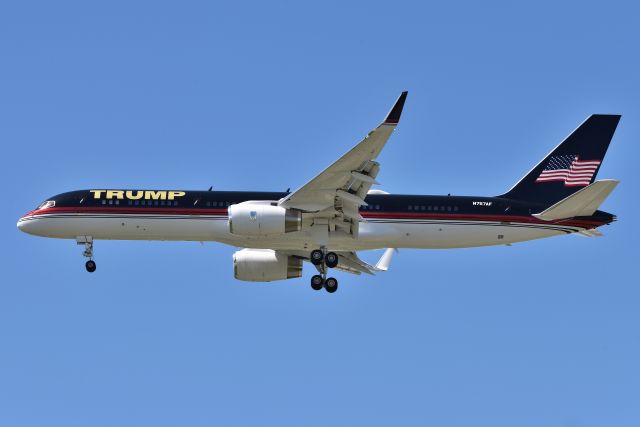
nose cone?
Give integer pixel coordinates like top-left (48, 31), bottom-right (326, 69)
top-left (17, 212), bottom-right (37, 235)
top-left (17, 216), bottom-right (29, 233)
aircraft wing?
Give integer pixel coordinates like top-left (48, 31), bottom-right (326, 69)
top-left (278, 91), bottom-right (407, 237)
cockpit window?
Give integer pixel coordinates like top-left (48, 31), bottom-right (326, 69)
top-left (37, 200), bottom-right (55, 210)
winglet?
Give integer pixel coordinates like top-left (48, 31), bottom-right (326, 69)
top-left (383, 91), bottom-right (408, 124)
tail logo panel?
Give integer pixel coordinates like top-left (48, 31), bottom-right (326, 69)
top-left (535, 155), bottom-right (601, 187)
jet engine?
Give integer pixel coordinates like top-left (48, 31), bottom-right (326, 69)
top-left (228, 202), bottom-right (302, 236)
top-left (233, 249), bottom-right (303, 282)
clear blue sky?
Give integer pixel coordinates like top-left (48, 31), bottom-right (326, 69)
top-left (1, 1), bottom-right (638, 426)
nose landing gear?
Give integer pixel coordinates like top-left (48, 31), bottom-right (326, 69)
top-left (77, 236), bottom-right (96, 273)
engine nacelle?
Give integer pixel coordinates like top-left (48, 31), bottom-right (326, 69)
top-left (233, 249), bottom-right (303, 282)
top-left (228, 202), bottom-right (302, 236)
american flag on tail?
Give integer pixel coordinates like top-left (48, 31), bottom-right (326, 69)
top-left (536, 154), bottom-right (601, 187)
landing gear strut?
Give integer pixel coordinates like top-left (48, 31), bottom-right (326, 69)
top-left (309, 247), bottom-right (339, 293)
top-left (77, 236), bottom-right (96, 273)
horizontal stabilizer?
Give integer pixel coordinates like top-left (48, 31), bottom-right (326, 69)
top-left (577, 229), bottom-right (604, 237)
top-left (374, 248), bottom-right (397, 271)
top-left (533, 179), bottom-right (619, 221)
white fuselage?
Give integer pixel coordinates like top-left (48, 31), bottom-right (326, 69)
top-left (17, 211), bottom-right (580, 251)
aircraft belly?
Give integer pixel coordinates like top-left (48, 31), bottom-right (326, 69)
top-left (19, 214), bottom-right (229, 241)
top-left (22, 214), bottom-right (571, 250)
top-left (356, 220), bottom-right (567, 249)
top-left (225, 220), bottom-right (570, 250)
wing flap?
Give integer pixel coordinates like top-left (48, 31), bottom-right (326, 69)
top-left (374, 248), bottom-right (397, 271)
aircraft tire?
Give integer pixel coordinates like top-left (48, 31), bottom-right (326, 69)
top-left (85, 260), bottom-right (96, 273)
top-left (325, 252), bottom-right (339, 268)
top-left (325, 277), bottom-right (338, 293)
top-left (310, 249), bottom-right (324, 266)
top-left (311, 275), bottom-right (324, 290)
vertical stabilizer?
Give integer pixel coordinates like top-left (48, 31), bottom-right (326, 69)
top-left (500, 115), bottom-right (620, 205)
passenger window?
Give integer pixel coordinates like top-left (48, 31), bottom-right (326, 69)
top-left (154, 200), bottom-right (159, 206)
top-left (161, 201), bottom-right (165, 206)
top-left (206, 201), bottom-right (210, 207)
top-left (128, 200), bottom-right (132, 206)
top-left (408, 205), bottom-right (413, 210)
top-left (433, 206), bottom-right (438, 211)
top-left (134, 200), bottom-right (139, 206)
top-left (101, 200), bottom-right (106, 205)
top-left (427, 206), bottom-right (432, 211)
top-left (447, 206), bottom-right (451, 212)
top-left (421, 206), bottom-right (426, 211)
top-left (454, 206), bottom-right (459, 212)
top-left (115, 200), bottom-right (120, 205)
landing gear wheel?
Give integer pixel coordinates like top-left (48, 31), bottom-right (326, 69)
top-left (311, 275), bottom-right (324, 290)
top-left (325, 252), bottom-right (339, 268)
top-left (324, 277), bottom-right (338, 293)
top-left (85, 260), bottom-right (96, 273)
top-left (310, 249), bottom-right (324, 266)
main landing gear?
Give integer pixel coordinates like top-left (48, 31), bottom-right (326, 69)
top-left (309, 248), bottom-right (339, 293)
top-left (77, 236), bottom-right (96, 273)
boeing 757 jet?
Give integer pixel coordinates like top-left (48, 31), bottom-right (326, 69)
top-left (17, 92), bottom-right (620, 293)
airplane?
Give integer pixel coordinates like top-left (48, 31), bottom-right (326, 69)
top-left (17, 92), bottom-right (621, 293)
